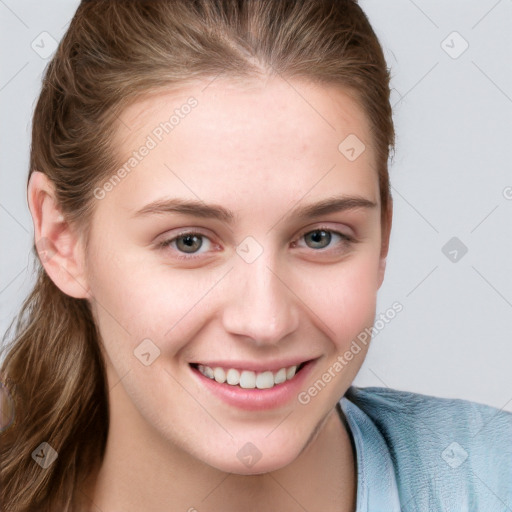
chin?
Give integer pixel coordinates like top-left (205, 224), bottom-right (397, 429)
top-left (197, 432), bottom-right (307, 476)
top-left (209, 452), bottom-right (298, 476)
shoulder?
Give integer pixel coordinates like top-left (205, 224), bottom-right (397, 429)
top-left (344, 385), bottom-right (512, 510)
top-left (344, 385), bottom-right (512, 437)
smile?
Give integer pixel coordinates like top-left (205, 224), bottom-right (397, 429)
top-left (190, 361), bottom-right (309, 389)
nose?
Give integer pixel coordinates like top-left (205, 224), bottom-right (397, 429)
top-left (220, 250), bottom-right (300, 347)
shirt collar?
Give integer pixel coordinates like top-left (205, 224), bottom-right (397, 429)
top-left (339, 393), bottom-right (402, 512)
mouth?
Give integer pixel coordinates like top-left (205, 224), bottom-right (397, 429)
top-left (189, 360), bottom-right (310, 390)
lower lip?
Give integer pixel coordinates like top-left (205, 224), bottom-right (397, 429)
top-left (190, 360), bottom-right (317, 411)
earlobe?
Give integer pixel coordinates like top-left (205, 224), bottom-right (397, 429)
top-left (27, 171), bottom-right (91, 300)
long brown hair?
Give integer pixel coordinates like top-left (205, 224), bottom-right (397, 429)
top-left (0, 1), bottom-right (395, 510)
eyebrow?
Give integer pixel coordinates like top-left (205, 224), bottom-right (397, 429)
top-left (131, 195), bottom-right (377, 223)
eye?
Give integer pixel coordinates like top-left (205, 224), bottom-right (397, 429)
top-left (156, 226), bottom-right (356, 261)
top-left (293, 226), bottom-right (355, 252)
top-left (156, 231), bottom-right (214, 260)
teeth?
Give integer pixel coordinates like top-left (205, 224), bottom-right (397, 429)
top-left (239, 370), bottom-right (256, 389)
top-left (195, 363), bottom-right (301, 389)
top-left (213, 367), bottom-right (226, 383)
top-left (203, 365), bottom-right (214, 379)
top-left (274, 367), bottom-right (287, 384)
top-left (255, 370), bottom-right (274, 389)
top-left (226, 368), bottom-right (240, 385)
top-left (286, 366), bottom-right (297, 380)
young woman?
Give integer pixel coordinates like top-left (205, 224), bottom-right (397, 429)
top-left (1, 1), bottom-right (510, 511)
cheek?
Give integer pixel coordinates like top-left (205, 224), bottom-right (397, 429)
top-left (305, 251), bottom-right (381, 344)
top-left (86, 249), bottom-right (217, 362)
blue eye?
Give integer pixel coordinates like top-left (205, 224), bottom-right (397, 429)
top-left (157, 226), bottom-right (355, 261)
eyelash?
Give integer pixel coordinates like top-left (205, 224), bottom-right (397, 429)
top-left (156, 226), bottom-right (356, 261)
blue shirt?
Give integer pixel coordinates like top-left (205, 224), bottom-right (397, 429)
top-left (339, 386), bottom-right (512, 511)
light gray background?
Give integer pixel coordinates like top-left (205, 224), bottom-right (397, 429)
top-left (1, 1), bottom-right (511, 411)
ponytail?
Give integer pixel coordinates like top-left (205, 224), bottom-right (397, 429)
top-left (0, 260), bottom-right (109, 511)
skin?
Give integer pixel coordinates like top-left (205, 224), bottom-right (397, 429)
top-left (28, 75), bottom-right (392, 511)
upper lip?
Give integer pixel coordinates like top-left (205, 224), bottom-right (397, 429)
top-left (190, 357), bottom-right (317, 373)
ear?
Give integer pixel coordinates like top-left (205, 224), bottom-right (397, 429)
top-left (377, 197), bottom-right (393, 289)
top-left (27, 171), bottom-right (91, 300)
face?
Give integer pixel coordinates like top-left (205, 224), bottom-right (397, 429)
top-left (81, 76), bottom-right (389, 474)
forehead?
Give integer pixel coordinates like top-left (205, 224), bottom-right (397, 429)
top-left (104, 76), bottom-right (379, 218)
top-left (116, 76), bottom-right (373, 151)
